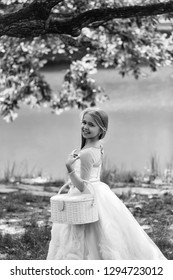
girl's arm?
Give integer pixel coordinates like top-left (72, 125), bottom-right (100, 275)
top-left (66, 150), bottom-right (94, 192)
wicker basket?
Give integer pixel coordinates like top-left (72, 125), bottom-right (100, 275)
top-left (50, 181), bottom-right (99, 224)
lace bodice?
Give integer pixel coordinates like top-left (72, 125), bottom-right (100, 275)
top-left (73, 147), bottom-right (103, 182)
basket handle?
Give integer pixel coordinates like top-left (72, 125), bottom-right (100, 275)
top-left (58, 180), bottom-right (95, 195)
top-left (58, 181), bottom-right (71, 195)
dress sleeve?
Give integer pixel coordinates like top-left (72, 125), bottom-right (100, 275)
top-left (80, 149), bottom-right (94, 181)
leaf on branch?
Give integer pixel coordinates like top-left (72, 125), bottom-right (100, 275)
top-left (0, 0), bottom-right (173, 121)
top-left (50, 54), bottom-right (107, 115)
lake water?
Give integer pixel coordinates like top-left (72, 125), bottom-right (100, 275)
top-left (0, 66), bottom-right (173, 179)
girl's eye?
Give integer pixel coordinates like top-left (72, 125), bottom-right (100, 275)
top-left (89, 123), bottom-right (94, 127)
top-left (82, 120), bottom-right (95, 127)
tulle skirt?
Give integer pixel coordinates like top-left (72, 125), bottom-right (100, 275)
top-left (46, 181), bottom-right (167, 260)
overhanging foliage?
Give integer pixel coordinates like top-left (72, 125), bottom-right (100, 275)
top-left (0, 0), bottom-right (173, 121)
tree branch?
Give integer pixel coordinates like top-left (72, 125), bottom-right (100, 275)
top-left (0, 0), bottom-right (173, 38)
top-left (0, 0), bottom-right (62, 23)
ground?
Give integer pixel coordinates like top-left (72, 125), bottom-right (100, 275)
top-left (0, 183), bottom-right (173, 260)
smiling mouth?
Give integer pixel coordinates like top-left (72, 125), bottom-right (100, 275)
top-left (83, 130), bottom-right (90, 134)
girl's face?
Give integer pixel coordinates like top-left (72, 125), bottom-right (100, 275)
top-left (81, 113), bottom-right (101, 142)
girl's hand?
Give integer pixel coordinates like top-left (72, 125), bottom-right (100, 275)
top-left (65, 149), bottom-right (80, 170)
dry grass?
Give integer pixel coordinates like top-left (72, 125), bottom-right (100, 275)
top-left (0, 191), bottom-right (173, 260)
top-left (0, 220), bottom-right (50, 260)
top-left (101, 157), bottom-right (137, 186)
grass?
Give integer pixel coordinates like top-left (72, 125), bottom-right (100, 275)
top-left (1, 161), bottom-right (44, 184)
top-left (0, 190), bottom-right (173, 260)
top-left (1, 159), bottom-right (137, 189)
top-left (150, 154), bottom-right (160, 176)
top-left (124, 193), bottom-right (173, 260)
top-left (0, 192), bottom-right (51, 260)
top-left (1, 149), bottom-right (173, 187)
top-left (101, 154), bottom-right (173, 186)
top-left (0, 220), bottom-right (50, 260)
top-left (0, 161), bottom-right (65, 188)
top-left (101, 157), bottom-right (138, 186)
top-left (0, 157), bottom-right (173, 260)
top-left (1, 159), bottom-right (138, 188)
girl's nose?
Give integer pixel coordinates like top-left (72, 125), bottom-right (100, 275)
top-left (83, 123), bottom-right (88, 129)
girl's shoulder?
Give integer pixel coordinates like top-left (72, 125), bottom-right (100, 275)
top-left (80, 146), bottom-right (103, 163)
top-left (79, 147), bottom-right (95, 158)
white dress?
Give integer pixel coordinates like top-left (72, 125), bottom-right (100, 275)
top-left (47, 147), bottom-right (166, 260)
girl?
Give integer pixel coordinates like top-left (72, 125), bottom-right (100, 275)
top-left (47, 107), bottom-right (166, 260)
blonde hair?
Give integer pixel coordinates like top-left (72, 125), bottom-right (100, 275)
top-left (80, 107), bottom-right (108, 149)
